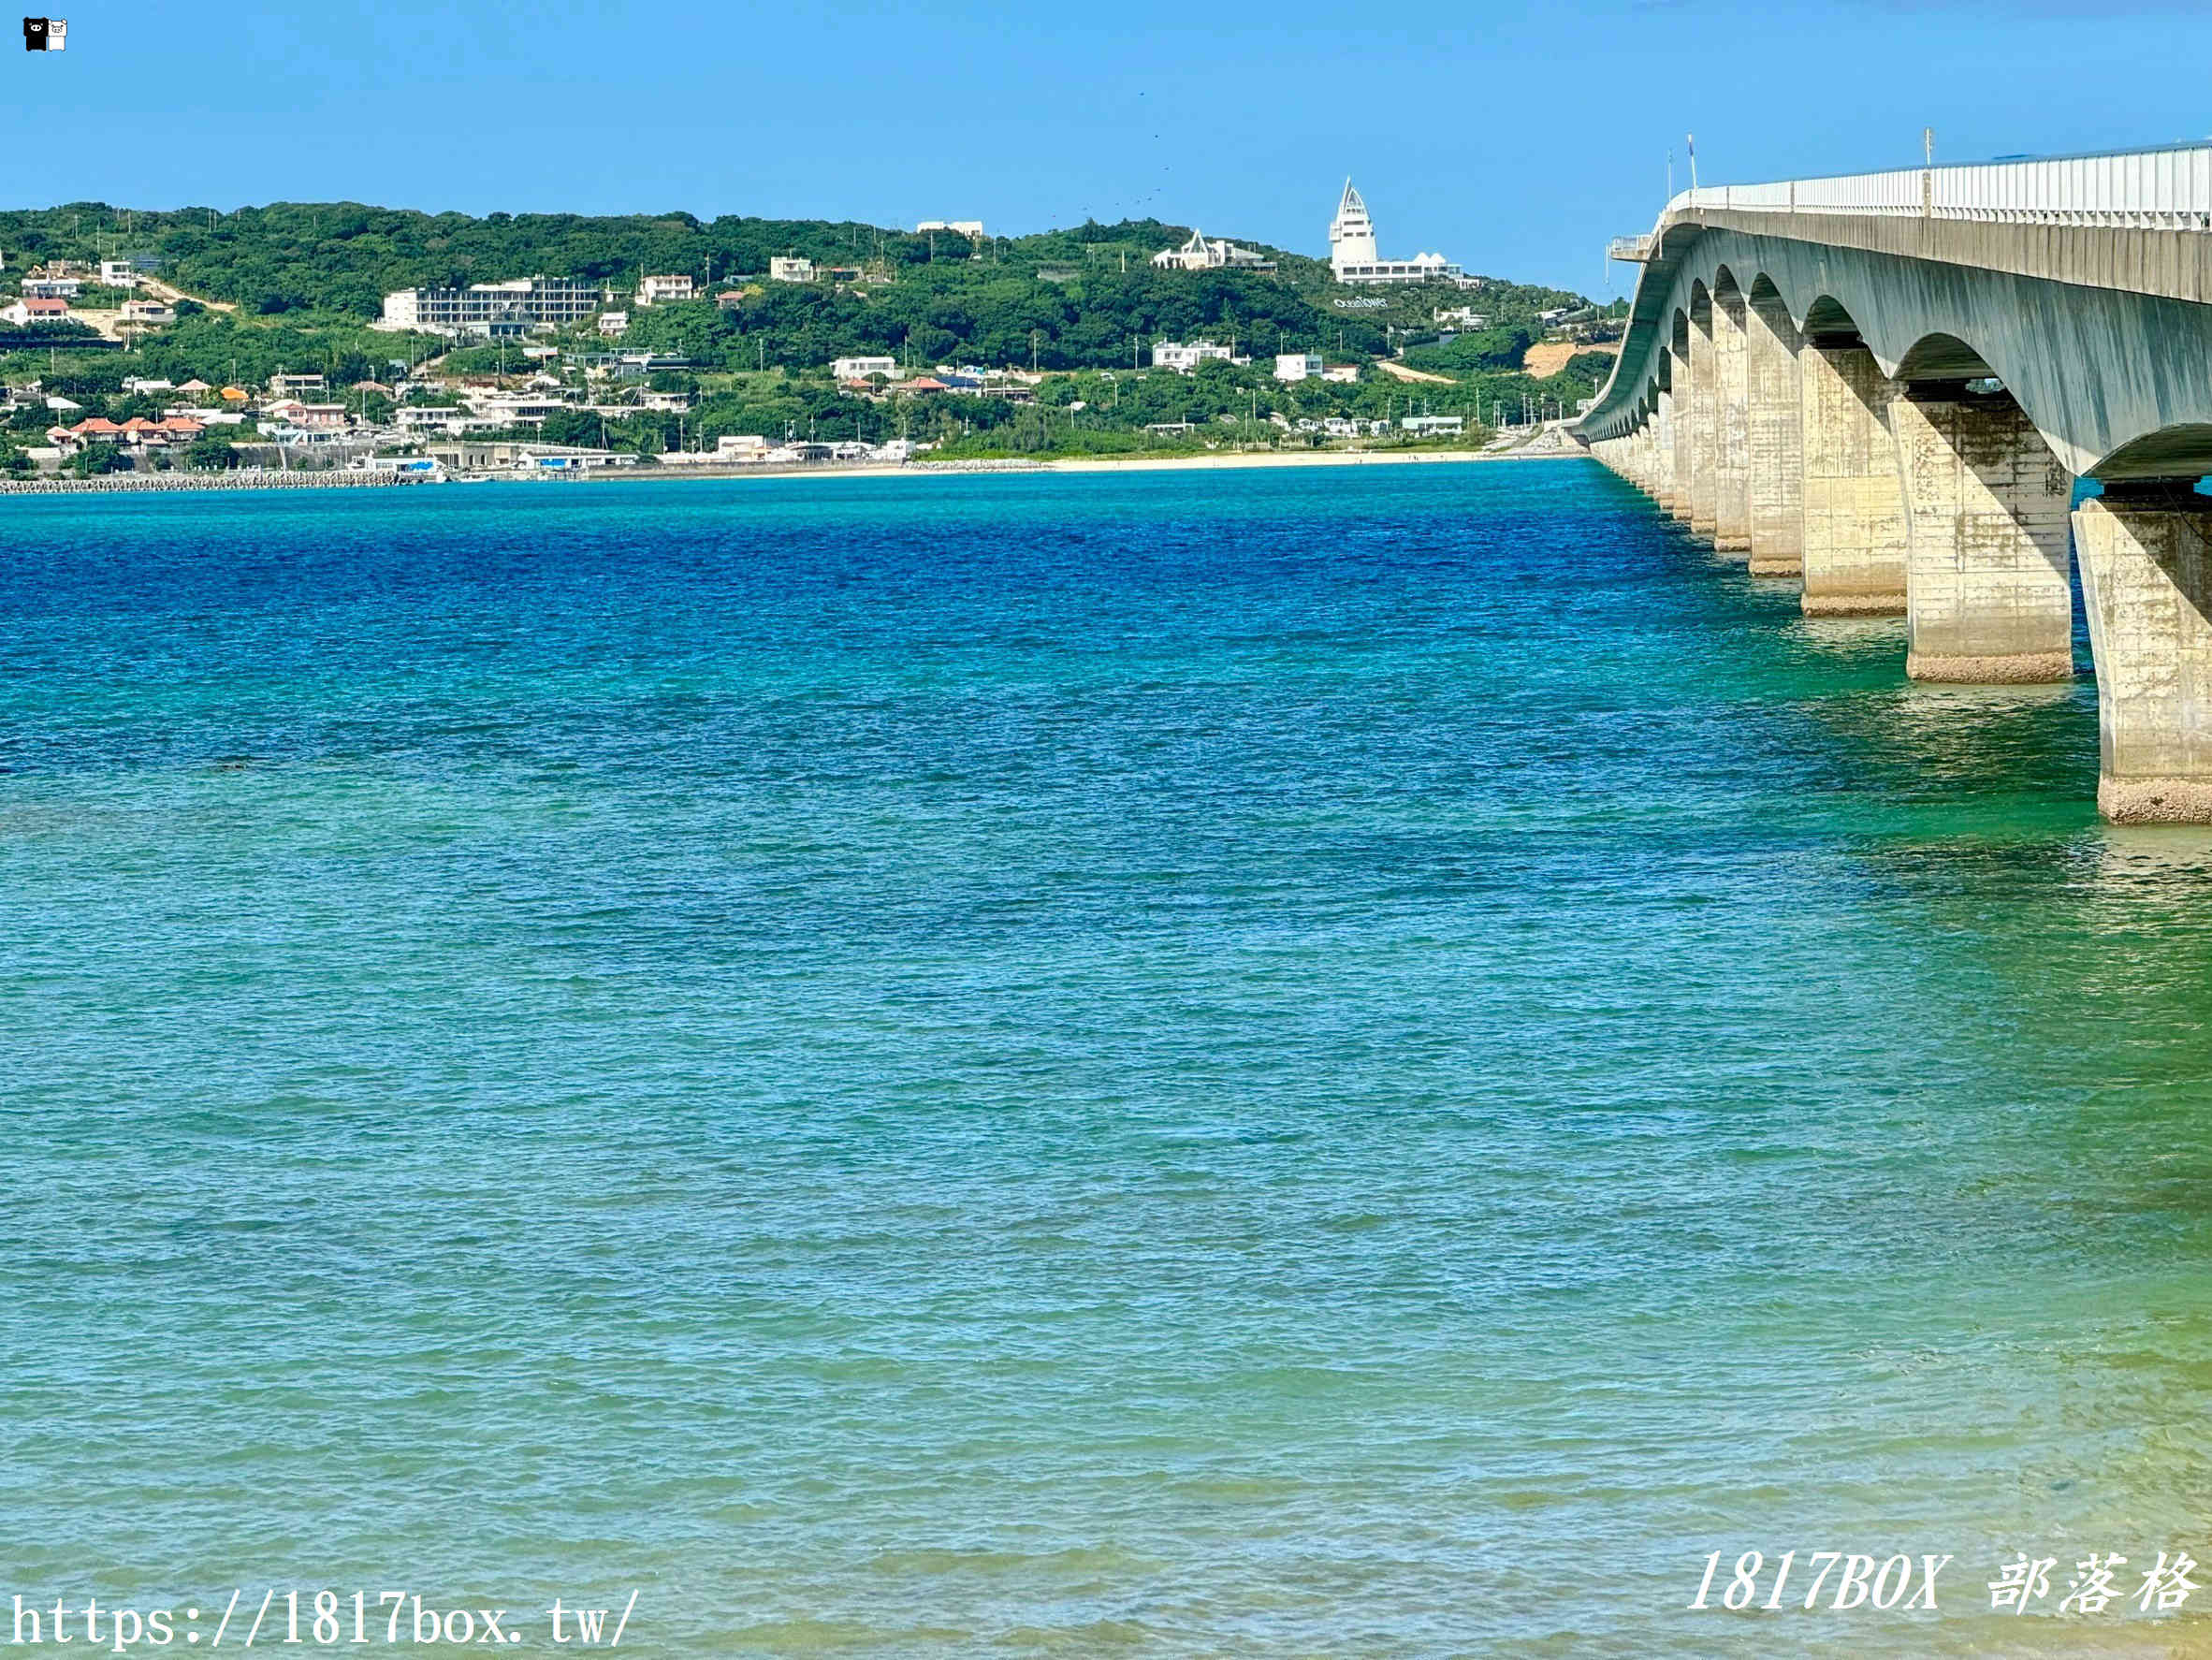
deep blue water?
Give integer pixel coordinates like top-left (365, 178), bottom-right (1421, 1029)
top-left (6, 462), bottom-right (2212, 1655)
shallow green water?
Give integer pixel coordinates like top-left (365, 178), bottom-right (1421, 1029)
top-left (5, 461), bottom-right (2212, 1654)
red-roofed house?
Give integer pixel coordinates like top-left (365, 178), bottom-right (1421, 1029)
top-left (1, 296), bottom-right (70, 326)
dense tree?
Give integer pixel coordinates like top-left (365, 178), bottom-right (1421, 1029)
top-left (183, 430), bottom-right (238, 470)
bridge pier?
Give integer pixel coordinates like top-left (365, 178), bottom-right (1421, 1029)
top-left (1654, 386), bottom-right (1680, 513)
top-left (1687, 296), bottom-right (1719, 537)
top-left (2075, 488), bottom-right (2212, 823)
top-left (1713, 286), bottom-right (1752, 553)
top-left (1670, 339), bottom-right (1695, 522)
top-left (1745, 292), bottom-right (1803, 576)
top-left (1799, 337), bottom-right (1908, 617)
top-left (1893, 386), bottom-right (2074, 682)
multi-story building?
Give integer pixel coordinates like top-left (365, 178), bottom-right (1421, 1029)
top-left (635, 274), bottom-right (695, 307)
top-left (99, 260), bottom-right (143, 290)
top-left (832, 356), bottom-right (897, 381)
top-left (379, 277), bottom-right (606, 338)
top-left (1152, 340), bottom-right (1236, 372)
top-left (1328, 181), bottom-right (1466, 285)
top-left (768, 257), bottom-right (816, 284)
top-left (1273, 353), bottom-right (1325, 383)
top-left (22, 277), bottom-right (80, 299)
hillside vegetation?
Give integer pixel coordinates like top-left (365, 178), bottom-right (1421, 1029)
top-left (0, 201), bottom-right (1623, 459)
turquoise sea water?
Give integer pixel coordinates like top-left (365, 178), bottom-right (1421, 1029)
top-left (7, 461), bottom-right (2212, 1655)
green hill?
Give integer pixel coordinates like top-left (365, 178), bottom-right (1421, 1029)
top-left (0, 200), bottom-right (1620, 461)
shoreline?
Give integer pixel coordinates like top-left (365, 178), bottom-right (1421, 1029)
top-left (574, 445), bottom-right (1588, 485)
top-left (0, 444), bottom-right (1592, 501)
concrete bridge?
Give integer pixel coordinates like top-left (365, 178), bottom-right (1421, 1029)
top-left (1578, 143), bottom-right (2212, 823)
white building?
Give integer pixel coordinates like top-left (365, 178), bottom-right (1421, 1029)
top-left (598, 312), bottom-right (630, 337)
top-left (916, 220), bottom-right (984, 238)
top-left (1273, 353), bottom-right (1325, 383)
top-left (1152, 340), bottom-right (1236, 372)
top-left (461, 392), bottom-right (576, 424)
top-left (832, 356), bottom-right (897, 381)
top-left (716, 434), bottom-right (772, 460)
top-left (1152, 229), bottom-right (1273, 272)
top-left (1435, 306), bottom-right (1490, 328)
top-left (397, 406), bottom-right (506, 436)
top-left (1401, 415), bottom-right (1464, 435)
top-left (22, 277), bottom-right (80, 299)
top-left (380, 277), bottom-right (604, 338)
top-left (635, 274), bottom-right (695, 306)
top-left (1328, 181), bottom-right (1466, 285)
top-left (98, 260), bottom-right (143, 290)
top-left (768, 257), bottom-right (816, 284)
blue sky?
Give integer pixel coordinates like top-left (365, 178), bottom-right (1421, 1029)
top-left (9, 0), bottom-right (2212, 295)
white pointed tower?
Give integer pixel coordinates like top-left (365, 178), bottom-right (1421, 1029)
top-left (1330, 180), bottom-right (1378, 276)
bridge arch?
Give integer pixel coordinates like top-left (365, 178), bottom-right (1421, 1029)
top-left (1895, 332), bottom-right (2001, 384)
top-left (2087, 426), bottom-right (2212, 482)
top-left (1800, 294), bottom-right (1863, 342)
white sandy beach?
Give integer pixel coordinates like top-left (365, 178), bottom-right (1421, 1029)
top-left (564, 445), bottom-right (1585, 487)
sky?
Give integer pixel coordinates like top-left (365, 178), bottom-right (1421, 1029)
top-left (8, 0), bottom-right (2212, 296)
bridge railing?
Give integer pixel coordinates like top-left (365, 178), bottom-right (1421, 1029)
top-left (1665, 142), bottom-right (2212, 230)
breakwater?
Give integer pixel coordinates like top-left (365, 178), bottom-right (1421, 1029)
top-left (0, 469), bottom-right (414, 496)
